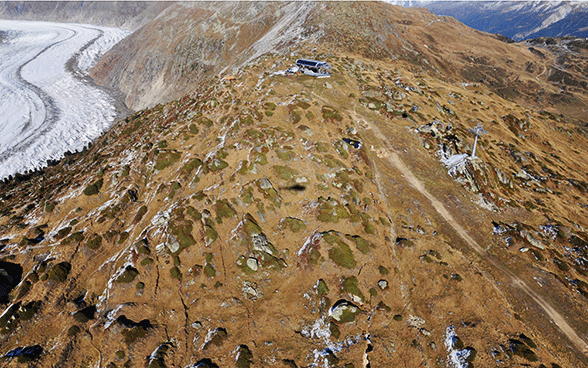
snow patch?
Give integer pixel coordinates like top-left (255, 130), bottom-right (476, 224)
top-left (440, 152), bottom-right (470, 177)
top-left (444, 325), bottom-right (472, 368)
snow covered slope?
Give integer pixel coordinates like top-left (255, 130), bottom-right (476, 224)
top-left (0, 21), bottom-right (130, 180)
top-left (407, 0), bottom-right (588, 40)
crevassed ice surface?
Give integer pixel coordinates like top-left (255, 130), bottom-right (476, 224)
top-left (0, 20), bottom-right (131, 180)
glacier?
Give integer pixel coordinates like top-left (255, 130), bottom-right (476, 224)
top-left (0, 20), bottom-right (130, 180)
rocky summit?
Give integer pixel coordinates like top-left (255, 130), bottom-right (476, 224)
top-left (1, 2), bottom-right (588, 367)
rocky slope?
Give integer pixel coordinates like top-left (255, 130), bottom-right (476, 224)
top-left (1, 2), bottom-right (588, 367)
top-left (0, 1), bottom-right (170, 31)
top-left (420, 0), bottom-right (588, 41)
top-left (90, 2), bottom-right (318, 111)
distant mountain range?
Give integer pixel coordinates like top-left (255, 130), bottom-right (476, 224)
top-left (388, 0), bottom-right (588, 40)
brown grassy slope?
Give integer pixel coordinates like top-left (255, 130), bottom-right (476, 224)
top-left (3, 48), bottom-right (588, 366)
top-left (1, 2), bottom-right (588, 367)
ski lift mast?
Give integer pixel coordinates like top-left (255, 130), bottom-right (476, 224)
top-left (468, 123), bottom-right (488, 159)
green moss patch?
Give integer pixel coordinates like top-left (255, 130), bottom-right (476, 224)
top-left (345, 235), bottom-right (373, 254)
top-left (317, 279), bottom-right (330, 296)
top-left (323, 232), bottom-right (356, 269)
top-left (214, 199), bottom-right (237, 223)
top-left (334, 140), bottom-right (349, 159)
top-left (341, 276), bottom-right (365, 302)
top-left (168, 207), bottom-right (196, 252)
top-left (298, 232), bottom-right (322, 267)
top-left (155, 150), bottom-right (181, 171)
top-left (67, 325), bottom-right (81, 337)
top-left (48, 262), bottom-right (71, 282)
top-left (116, 266), bottom-right (139, 284)
top-left (122, 326), bottom-right (148, 345)
top-left (83, 178), bottom-right (104, 196)
top-left (182, 157), bottom-right (202, 176)
top-left (235, 345), bottom-right (253, 368)
top-left (204, 264), bottom-right (216, 278)
top-left (276, 149), bottom-right (295, 161)
top-left (273, 165), bottom-right (299, 181)
top-left (322, 154), bottom-right (347, 169)
top-left (317, 197), bottom-right (350, 223)
top-left (55, 226), bottom-right (72, 240)
top-left (256, 179), bottom-right (281, 207)
top-left (62, 231), bottom-right (84, 245)
top-left (509, 339), bottom-right (538, 362)
top-left (204, 225), bottom-right (218, 246)
top-left (170, 266), bottom-right (182, 280)
top-left (207, 158), bottom-right (229, 172)
top-left (133, 205), bottom-right (148, 224)
top-left (189, 123), bottom-right (199, 134)
top-left (329, 299), bottom-right (360, 323)
top-left (278, 217), bottom-right (306, 233)
top-left (322, 106), bottom-right (343, 122)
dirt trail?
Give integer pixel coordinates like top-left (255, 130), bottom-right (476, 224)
top-left (367, 122), bottom-right (588, 355)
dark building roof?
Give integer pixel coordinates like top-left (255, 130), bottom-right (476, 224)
top-left (296, 59), bottom-right (330, 69)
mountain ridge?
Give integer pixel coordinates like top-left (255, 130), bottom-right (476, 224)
top-left (1, 2), bottom-right (588, 367)
top-left (419, 0), bottom-right (588, 41)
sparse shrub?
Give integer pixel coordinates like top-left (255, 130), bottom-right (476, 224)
top-left (48, 262), bottom-right (71, 282)
top-left (121, 326), bottom-right (148, 345)
top-left (67, 325), bottom-right (81, 337)
top-left (322, 106), bottom-right (343, 121)
top-left (55, 227), bottom-right (72, 240)
top-left (62, 231), bottom-right (84, 245)
top-left (341, 276), bottom-right (365, 302)
top-left (214, 199), bottom-right (237, 223)
top-left (273, 165), bottom-right (298, 181)
top-left (45, 201), bottom-right (56, 212)
top-left (204, 264), bottom-right (216, 278)
top-left (279, 217), bottom-right (306, 233)
top-left (329, 322), bottom-right (340, 340)
top-left (155, 151), bottom-right (181, 171)
top-left (317, 279), bottom-right (329, 296)
top-left (83, 178), bottom-right (104, 196)
top-left (133, 206), bottom-right (148, 224)
top-left (235, 345), bottom-right (253, 368)
top-left (328, 241), bottom-right (356, 269)
top-left (170, 266), bottom-right (182, 280)
top-left (116, 266), bottom-right (139, 284)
